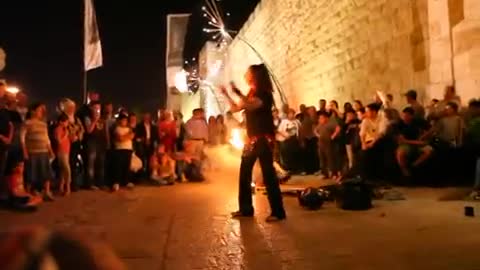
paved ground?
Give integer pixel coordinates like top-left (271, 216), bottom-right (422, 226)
top-left (1, 146), bottom-right (480, 270)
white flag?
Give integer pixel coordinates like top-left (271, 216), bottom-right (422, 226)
top-left (84, 0), bottom-right (102, 71)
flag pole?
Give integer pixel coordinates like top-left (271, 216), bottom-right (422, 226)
top-left (82, 0), bottom-right (87, 104)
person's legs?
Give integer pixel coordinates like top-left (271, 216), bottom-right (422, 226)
top-left (318, 142), bottom-right (330, 177)
top-left (38, 153), bottom-right (54, 200)
top-left (257, 138), bottom-right (286, 219)
top-left (95, 149), bottom-right (106, 187)
top-left (396, 144), bottom-right (411, 176)
top-left (236, 148), bottom-right (257, 216)
top-left (57, 153), bottom-right (69, 194)
top-left (413, 145), bottom-right (434, 167)
top-left (118, 149), bottom-right (133, 186)
top-left (86, 146), bottom-right (97, 188)
top-left (346, 144), bottom-right (354, 170)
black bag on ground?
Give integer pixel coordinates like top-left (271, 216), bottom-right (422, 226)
top-left (335, 177), bottom-right (372, 210)
top-left (184, 161), bottom-right (205, 182)
top-left (298, 187), bottom-right (325, 210)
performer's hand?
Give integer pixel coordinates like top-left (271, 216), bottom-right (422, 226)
top-left (219, 85), bottom-right (228, 95)
top-left (232, 88), bottom-right (242, 96)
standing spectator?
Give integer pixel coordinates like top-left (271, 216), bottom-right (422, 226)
top-left (353, 100), bottom-right (364, 112)
top-left (21, 103), bottom-right (55, 201)
top-left (216, 115), bottom-right (227, 144)
top-left (15, 92), bottom-right (28, 122)
top-left (84, 101), bottom-right (109, 189)
top-left (434, 86), bottom-right (462, 119)
top-left (76, 91), bottom-right (100, 126)
top-left (359, 103), bottom-right (389, 182)
top-left (280, 104), bottom-right (290, 119)
top-left (0, 81), bottom-right (13, 201)
top-left (135, 112), bottom-right (157, 177)
top-left (434, 101), bottom-right (464, 148)
top-left (157, 110), bottom-right (177, 153)
top-left (277, 109), bottom-right (303, 173)
top-left (296, 104), bottom-right (307, 121)
top-left (301, 106), bottom-right (320, 174)
top-left (357, 107), bottom-right (366, 121)
top-left (315, 111), bottom-right (341, 180)
top-left (185, 108), bottom-right (208, 160)
top-left (4, 95), bottom-right (23, 164)
top-left (111, 114), bottom-right (134, 191)
top-left (272, 108), bottom-right (283, 164)
top-left (54, 114), bottom-right (71, 196)
top-left (384, 93), bottom-right (400, 123)
top-left (60, 99), bottom-right (84, 191)
top-left (103, 102), bottom-right (116, 130)
top-left (317, 99), bottom-right (327, 116)
top-left (404, 89), bottom-right (425, 120)
top-left (173, 111), bottom-right (186, 152)
top-left (344, 110), bottom-right (361, 171)
top-left (343, 102), bottom-right (353, 116)
top-left (208, 116), bottom-right (218, 145)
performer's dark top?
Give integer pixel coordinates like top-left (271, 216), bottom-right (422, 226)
top-left (245, 89), bottom-right (275, 137)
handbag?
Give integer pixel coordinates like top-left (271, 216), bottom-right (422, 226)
top-left (130, 152), bottom-right (143, 172)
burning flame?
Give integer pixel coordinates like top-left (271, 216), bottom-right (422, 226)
top-left (229, 128), bottom-right (245, 150)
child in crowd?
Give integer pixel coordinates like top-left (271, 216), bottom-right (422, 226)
top-left (54, 113), bottom-right (71, 196)
top-left (344, 110), bottom-right (361, 171)
top-left (5, 160), bottom-right (42, 210)
top-left (150, 144), bottom-right (176, 185)
top-left (315, 111), bottom-right (341, 180)
top-left (111, 114), bottom-right (135, 191)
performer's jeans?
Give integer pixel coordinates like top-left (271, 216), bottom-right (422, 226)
top-left (238, 137), bottom-right (286, 218)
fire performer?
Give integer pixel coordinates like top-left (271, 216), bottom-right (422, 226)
top-left (220, 64), bottom-right (286, 222)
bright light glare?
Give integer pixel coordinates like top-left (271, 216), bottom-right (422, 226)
top-left (6, 87), bottom-right (20, 94)
top-left (174, 70), bottom-right (189, 93)
top-left (229, 128), bottom-right (245, 150)
top-left (220, 28), bottom-right (227, 36)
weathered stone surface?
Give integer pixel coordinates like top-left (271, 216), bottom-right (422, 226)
top-left (207, 0), bottom-right (477, 112)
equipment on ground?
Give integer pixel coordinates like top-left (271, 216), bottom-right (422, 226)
top-left (297, 187), bottom-right (325, 210)
top-left (335, 177), bottom-right (372, 210)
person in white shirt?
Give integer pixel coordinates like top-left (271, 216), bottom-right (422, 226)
top-left (277, 109), bottom-right (303, 173)
top-left (110, 114), bottom-right (135, 191)
top-left (184, 108), bottom-right (208, 161)
top-left (359, 103), bottom-right (389, 181)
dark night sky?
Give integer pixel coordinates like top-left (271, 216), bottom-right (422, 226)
top-left (0, 0), bottom-right (259, 112)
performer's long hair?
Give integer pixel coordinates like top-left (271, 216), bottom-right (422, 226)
top-left (246, 64), bottom-right (274, 93)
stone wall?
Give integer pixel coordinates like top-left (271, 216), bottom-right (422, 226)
top-left (219, 0), bottom-right (477, 110)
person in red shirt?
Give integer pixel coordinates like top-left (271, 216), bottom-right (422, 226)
top-left (157, 110), bottom-right (177, 153)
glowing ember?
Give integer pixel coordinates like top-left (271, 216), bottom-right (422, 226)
top-left (229, 128), bottom-right (245, 150)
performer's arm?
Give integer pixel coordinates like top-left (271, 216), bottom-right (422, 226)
top-left (221, 86), bottom-right (262, 112)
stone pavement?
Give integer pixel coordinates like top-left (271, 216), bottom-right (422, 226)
top-left (1, 147), bottom-right (480, 270)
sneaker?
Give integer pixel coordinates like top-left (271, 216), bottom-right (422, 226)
top-left (300, 172), bottom-right (307, 176)
top-left (266, 215), bottom-right (286, 222)
top-left (112, 184), bottom-right (120, 192)
top-left (126, 182), bottom-right (135, 189)
top-left (90, 185), bottom-right (100, 191)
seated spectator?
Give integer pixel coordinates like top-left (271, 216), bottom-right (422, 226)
top-left (433, 102), bottom-right (464, 148)
top-left (150, 144), bottom-right (175, 185)
top-left (277, 109), bottom-right (303, 173)
top-left (5, 160), bottom-right (42, 209)
top-left (394, 107), bottom-right (433, 176)
top-left (314, 111), bottom-right (341, 180)
top-left (359, 103), bottom-right (389, 182)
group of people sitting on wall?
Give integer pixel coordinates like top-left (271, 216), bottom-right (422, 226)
top-left (0, 86), bottom-right (228, 210)
top-left (270, 86), bottom-right (480, 189)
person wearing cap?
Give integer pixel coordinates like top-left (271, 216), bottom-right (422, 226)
top-left (404, 89), bottom-right (425, 120)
